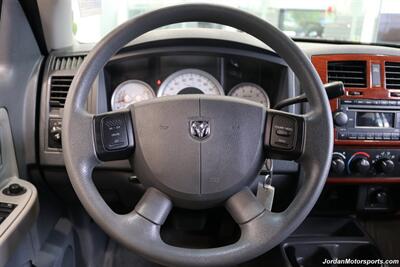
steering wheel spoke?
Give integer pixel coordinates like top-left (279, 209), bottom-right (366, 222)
top-left (264, 109), bottom-right (306, 161)
top-left (93, 109), bottom-right (135, 161)
top-left (134, 187), bottom-right (173, 225)
top-left (225, 187), bottom-right (265, 224)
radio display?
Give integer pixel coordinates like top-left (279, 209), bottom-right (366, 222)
top-left (356, 112), bottom-right (395, 128)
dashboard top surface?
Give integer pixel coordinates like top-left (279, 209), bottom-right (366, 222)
top-left (57, 28), bottom-right (400, 58)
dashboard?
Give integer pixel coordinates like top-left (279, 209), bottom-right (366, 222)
top-left (35, 29), bottom-right (400, 213)
top-left (39, 30), bottom-right (400, 185)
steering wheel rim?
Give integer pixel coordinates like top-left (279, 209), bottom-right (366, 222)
top-left (62, 4), bottom-right (333, 267)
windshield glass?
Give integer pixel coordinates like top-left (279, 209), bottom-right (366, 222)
top-left (72, 0), bottom-right (400, 46)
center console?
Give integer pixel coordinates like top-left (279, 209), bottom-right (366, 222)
top-left (331, 98), bottom-right (400, 179)
top-left (310, 54), bottom-right (400, 216)
top-left (312, 54), bottom-right (400, 180)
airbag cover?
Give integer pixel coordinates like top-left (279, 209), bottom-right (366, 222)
top-left (131, 95), bottom-right (266, 208)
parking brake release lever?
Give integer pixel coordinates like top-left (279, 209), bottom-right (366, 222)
top-left (274, 81), bottom-right (345, 110)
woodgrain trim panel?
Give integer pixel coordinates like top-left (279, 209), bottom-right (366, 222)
top-left (312, 54), bottom-right (400, 147)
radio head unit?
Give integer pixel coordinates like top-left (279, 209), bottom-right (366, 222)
top-left (335, 99), bottom-right (400, 141)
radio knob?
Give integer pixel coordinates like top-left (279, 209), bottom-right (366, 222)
top-left (333, 111), bottom-right (348, 127)
top-left (331, 156), bottom-right (345, 175)
top-left (374, 191), bottom-right (388, 205)
top-left (350, 158), bottom-right (370, 175)
top-left (375, 158), bottom-right (395, 174)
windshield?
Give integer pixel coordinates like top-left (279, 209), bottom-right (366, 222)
top-left (72, 0), bottom-right (400, 46)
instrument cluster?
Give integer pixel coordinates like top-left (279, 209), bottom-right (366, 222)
top-left (110, 68), bottom-right (270, 111)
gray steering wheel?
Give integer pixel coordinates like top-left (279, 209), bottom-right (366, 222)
top-left (62, 4), bottom-right (333, 267)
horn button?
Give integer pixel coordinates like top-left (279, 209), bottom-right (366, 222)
top-left (130, 95), bottom-right (266, 208)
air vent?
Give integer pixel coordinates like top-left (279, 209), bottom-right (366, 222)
top-left (50, 55), bottom-right (86, 71)
top-left (385, 62), bottom-right (400, 89)
top-left (327, 61), bottom-right (367, 88)
top-left (49, 76), bottom-right (74, 108)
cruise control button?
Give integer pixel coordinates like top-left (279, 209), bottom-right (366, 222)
top-left (101, 116), bottom-right (129, 151)
top-left (270, 115), bottom-right (296, 150)
top-left (275, 139), bottom-right (290, 146)
top-left (276, 129), bottom-right (291, 137)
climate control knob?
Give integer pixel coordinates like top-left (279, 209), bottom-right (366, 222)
top-left (350, 158), bottom-right (370, 175)
top-left (375, 159), bottom-right (395, 174)
top-left (331, 156), bottom-right (345, 175)
top-left (333, 111), bottom-right (348, 127)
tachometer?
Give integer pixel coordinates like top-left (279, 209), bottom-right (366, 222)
top-left (157, 69), bottom-right (224, 96)
top-left (228, 83), bottom-right (270, 107)
top-left (111, 80), bottom-right (155, 111)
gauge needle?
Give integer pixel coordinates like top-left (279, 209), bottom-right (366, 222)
top-left (124, 95), bottom-right (132, 102)
top-left (117, 95), bottom-right (132, 104)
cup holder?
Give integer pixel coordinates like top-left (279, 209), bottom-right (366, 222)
top-left (283, 218), bottom-right (382, 267)
top-left (285, 244), bottom-right (333, 267)
top-left (284, 243), bottom-right (381, 267)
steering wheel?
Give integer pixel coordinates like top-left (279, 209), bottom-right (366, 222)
top-left (63, 4), bottom-right (332, 267)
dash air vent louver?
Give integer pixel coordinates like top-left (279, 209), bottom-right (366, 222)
top-left (327, 61), bottom-right (367, 88)
top-left (385, 62), bottom-right (400, 89)
top-left (50, 55), bottom-right (86, 71)
top-left (49, 76), bottom-right (74, 108)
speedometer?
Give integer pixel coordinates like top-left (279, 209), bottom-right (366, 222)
top-left (157, 69), bottom-right (224, 97)
top-left (228, 83), bottom-right (270, 108)
top-left (111, 80), bottom-right (155, 111)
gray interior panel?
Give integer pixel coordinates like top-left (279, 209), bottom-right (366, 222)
top-left (0, 108), bottom-right (39, 267)
top-left (0, 0), bottom-right (42, 177)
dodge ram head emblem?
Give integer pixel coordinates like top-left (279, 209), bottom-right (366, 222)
top-left (190, 120), bottom-right (211, 140)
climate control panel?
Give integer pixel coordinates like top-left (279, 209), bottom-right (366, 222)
top-left (329, 148), bottom-right (400, 178)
